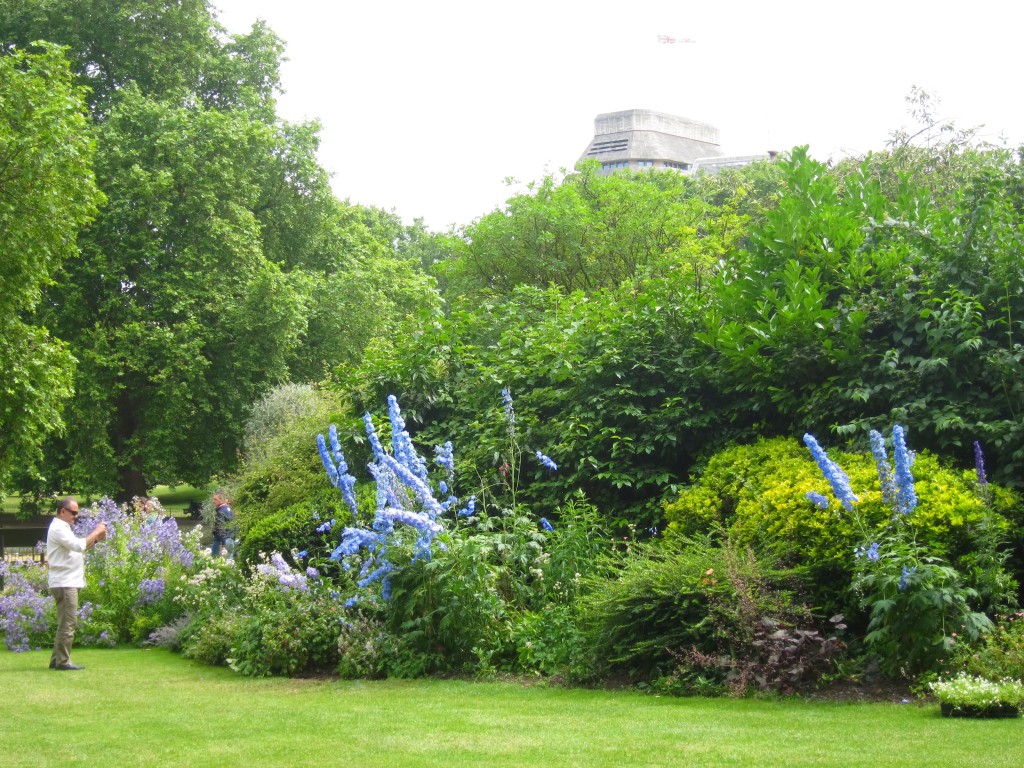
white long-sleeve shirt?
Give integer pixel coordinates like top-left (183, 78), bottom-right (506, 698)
top-left (46, 517), bottom-right (88, 589)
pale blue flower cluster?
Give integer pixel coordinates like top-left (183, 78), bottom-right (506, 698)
top-left (434, 441), bottom-right (455, 482)
top-left (320, 396), bottom-right (466, 600)
top-left (802, 434), bottom-right (859, 511)
top-left (318, 424), bottom-right (358, 516)
top-left (805, 491), bottom-right (829, 510)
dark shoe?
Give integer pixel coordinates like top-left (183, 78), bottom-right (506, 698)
top-left (54, 663), bottom-right (85, 671)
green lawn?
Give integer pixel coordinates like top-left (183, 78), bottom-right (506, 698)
top-left (1, 648), bottom-right (1021, 767)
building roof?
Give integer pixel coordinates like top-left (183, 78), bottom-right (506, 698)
top-left (578, 109), bottom-right (724, 166)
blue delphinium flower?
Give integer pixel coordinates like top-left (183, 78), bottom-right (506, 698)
top-left (501, 388), bottom-right (516, 437)
top-left (892, 425), bottom-right (917, 516)
top-left (457, 495), bottom-right (476, 517)
top-left (364, 412), bottom-right (386, 463)
top-left (318, 430), bottom-right (358, 516)
top-left (317, 433), bottom-right (340, 487)
top-left (324, 399), bottom-right (459, 601)
top-left (805, 491), bottom-right (830, 510)
top-left (434, 441), bottom-right (455, 483)
top-left (328, 425), bottom-right (359, 515)
top-left (540, 517), bottom-right (554, 532)
top-left (869, 429), bottom-right (897, 506)
top-left (898, 565), bottom-right (916, 591)
top-left (388, 395), bottom-right (430, 481)
top-left (381, 454), bottom-right (444, 520)
top-left (316, 519), bottom-right (334, 534)
top-left (536, 451), bottom-right (558, 471)
top-left (855, 542), bottom-right (881, 561)
top-left (803, 434), bottom-right (859, 511)
top-left (331, 527), bottom-right (384, 562)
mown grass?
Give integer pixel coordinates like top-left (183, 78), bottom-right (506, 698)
top-left (2, 648), bottom-right (1022, 768)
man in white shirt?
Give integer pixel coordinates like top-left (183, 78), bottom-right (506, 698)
top-left (46, 497), bottom-right (107, 670)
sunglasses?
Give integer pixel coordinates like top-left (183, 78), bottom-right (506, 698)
top-left (62, 507), bottom-right (80, 517)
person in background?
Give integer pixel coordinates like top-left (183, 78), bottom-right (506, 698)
top-left (46, 497), bottom-right (107, 671)
top-left (211, 491), bottom-right (235, 558)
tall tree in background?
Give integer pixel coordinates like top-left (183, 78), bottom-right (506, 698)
top-left (1, 1), bottom-right (406, 500)
top-left (0, 42), bottom-right (103, 496)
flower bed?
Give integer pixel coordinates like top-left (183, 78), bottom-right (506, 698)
top-left (931, 674), bottom-right (1024, 719)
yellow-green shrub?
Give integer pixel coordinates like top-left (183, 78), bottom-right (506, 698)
top-left (663, 437), bottom-right (1018, 616)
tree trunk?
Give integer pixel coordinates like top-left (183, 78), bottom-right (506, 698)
top-left (116, 460), bottom-right (147, 504)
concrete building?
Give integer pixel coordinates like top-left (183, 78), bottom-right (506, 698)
top-left (578, 109), bottom-right (768, 176)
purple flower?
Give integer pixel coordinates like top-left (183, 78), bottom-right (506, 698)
top-left (974, 440), bottom-right (988, 486)
top-left (136, 578), bottom-right (166, 606)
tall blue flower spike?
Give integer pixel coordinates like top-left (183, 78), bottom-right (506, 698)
top-left (803, 434), bottom-right (858, 511)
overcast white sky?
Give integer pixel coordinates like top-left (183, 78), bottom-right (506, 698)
top-left (213, 0), bottom-right (1023, 231)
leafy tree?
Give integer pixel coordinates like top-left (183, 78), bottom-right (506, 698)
top-left (2, 1), bottom-right (439, 501)
top-left (0, 42), bottom-right (102, 494)
top-left (33, 86), bottom-right (311, 499)
top-left (0, 0), bottom-right (282, 117)
top-left (441, 161), bottom-right (781, 297)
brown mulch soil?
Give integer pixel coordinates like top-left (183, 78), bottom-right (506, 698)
top-left (800, 678), bottom-right (918, 703)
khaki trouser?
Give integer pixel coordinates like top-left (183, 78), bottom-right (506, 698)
top-left (50, 587), bottom-right (79, 667)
